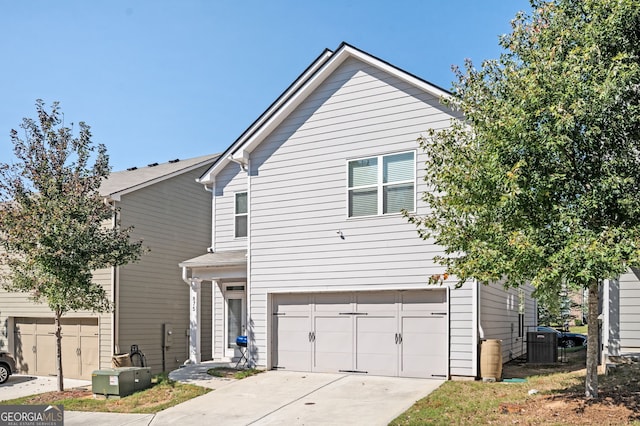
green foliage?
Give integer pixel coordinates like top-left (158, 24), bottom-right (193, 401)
top-left (206, 367), bottom-right (264, 380)
top-left (408, 0), bottom-right (640, 398)
top-left (0, 378), bottom-right (210, 413)
top-left (0, 100), bottom-right (144, 391)
top-left (0, 99), bottom-right (143, 315)
top-left (233, 368), bottom-right (263, 380)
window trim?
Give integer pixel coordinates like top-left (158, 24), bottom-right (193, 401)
top-left (346, 150), bottom-right (416, 218)
top-left (234, 191), bottom-right (248, 239)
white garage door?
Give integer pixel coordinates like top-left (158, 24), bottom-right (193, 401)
top-left (14, 317), bottom-right (99, 380)
top-left (272, 290), bottom-right (448, 379)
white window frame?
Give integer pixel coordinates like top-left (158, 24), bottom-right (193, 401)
top-left (346, 150), bottom-right (416, 218)
top-left (234, 191), bottom-right (248, 238)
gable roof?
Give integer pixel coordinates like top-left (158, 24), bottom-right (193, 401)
top-left (101, 153), bottom-right (219, 201)
top-left (198, 42), bottom-right (451, 184)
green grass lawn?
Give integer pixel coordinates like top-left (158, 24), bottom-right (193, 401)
top-left (0, 374), bottom-right (210, 414)
top-left (570, 325), bottom-right (587, 334)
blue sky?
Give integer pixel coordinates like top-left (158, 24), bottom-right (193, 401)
top-left (1, 0), bottom-right (531, 172)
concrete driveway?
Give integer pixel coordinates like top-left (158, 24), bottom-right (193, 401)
top-left (0, 374), bottom-right (90, 401)
top-left (4, 371), bottom-right (442, 425)
top-left (150, 371), bottom-right (442, 426)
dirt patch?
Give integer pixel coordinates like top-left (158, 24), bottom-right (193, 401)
top-left (206, 367), bottom-right (238, 378)
top-left (502, 348), bottom-right (587, 379)
top-left (22, 388), bottom-right (93, 404)
top-left (498, 350), bottom-right (640, 425)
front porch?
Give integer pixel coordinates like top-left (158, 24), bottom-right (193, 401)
top-left (179, 250), bottom-right (248, 366)
top-left (168, 360), bottom-right (241, 389)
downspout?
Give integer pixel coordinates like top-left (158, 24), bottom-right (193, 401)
top-left (203, 182), bottom-right (216, 358)
top-left (474, 280), bottom-right (481, 378)
top-left (203, 183), bottom-right (215, 252)
top-left (246, 158), bottom-right (252, 367)
top-left (105, 198), bottom-right (121, 357)
top-left (181, 266), bottom-right (190, 285)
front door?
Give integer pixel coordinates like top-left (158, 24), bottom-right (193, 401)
top-left (225, 289), bottom-right (246, 359)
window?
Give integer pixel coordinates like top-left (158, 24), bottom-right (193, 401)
top-left (234, 192), bottom-right (247, 238)
top-left (348, 151), bottom-right (415, 217)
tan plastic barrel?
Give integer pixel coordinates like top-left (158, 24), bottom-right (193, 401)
top-left (111, 353), bottom-right (132, 367)
top-left (480, 339), bottom-right (502, 381)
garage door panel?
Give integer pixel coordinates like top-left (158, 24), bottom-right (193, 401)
top-left (274, 294), bottom-right (311, 313)
top-left (313, 316), bottom-right (352, 372)
top-left (36, 334), bottom-right (57, 376)
top-left (36, 319), bottom-right (56, 334)
top-left (313, 293), bottom-right (352, 312)
top-left (80, 335), bottom-right (99, 377)
top-left (401, 290), bottom-right (447, 309)
top-left (355, 292), bottom-right (397, 313)
top-left (272, 294), bottom-right (312, 371)
top-left (14, 331), bottom-right (36, 375)
top-left (273, 315), bottom-right (311, 371)
top-left (62, 336), bottom-right (78, 377)
top-left (356, 316), bottom-right (397, 376)
top-left (401, 316), bottom-right (447, 378)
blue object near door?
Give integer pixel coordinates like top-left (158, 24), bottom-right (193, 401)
top-left (235, 336), bottom-right (248, 368)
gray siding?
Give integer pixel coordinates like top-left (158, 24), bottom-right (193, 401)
top-left (242, 58), bottom-right (471, 371)
top-left (116, 165), bottom-right (212, 373)
top-left (619, 269), bottom-right (640, 352)
top-left (92, 266), bottom-right (113, 369)
top-left (479, 282), bottom-right (535, 362)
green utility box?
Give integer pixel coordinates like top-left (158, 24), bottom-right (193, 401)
top-left (92, 367), bottom-right (152, 398)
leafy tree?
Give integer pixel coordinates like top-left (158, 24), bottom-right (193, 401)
top-left (409, 0), bottom-right (640, 398)
top-left (0, 100), bottom-right (144, 391)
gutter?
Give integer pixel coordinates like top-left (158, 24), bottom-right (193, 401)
top-left (181, 265), bottom-right (191, 285)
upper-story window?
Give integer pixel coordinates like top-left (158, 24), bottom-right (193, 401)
top-left (235, 192), bottom-right (248, 238)
top-left (347, 151), bottom-right (415, 217)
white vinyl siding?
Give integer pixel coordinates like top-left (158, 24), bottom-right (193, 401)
top-left (479, 281), bottom-right (535, 363)
top-left (213, 163), bottom-right (248, 251)
top-left (243, 57), bottom-right (468, 372)
top-left (348, 151), bottom-right (415, 217)
top-left (618, 269), bottom-right (640, 353)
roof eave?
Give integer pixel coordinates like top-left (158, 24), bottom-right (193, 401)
top-left (197, 48), bottom-right (335, 183)
top-left (197, 42), bottom-right (453, 184)
top-left (104, 155), bottom-right (219, 199)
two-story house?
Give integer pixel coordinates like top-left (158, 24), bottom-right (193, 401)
top-left (179, 43), bottom-right (535, 380)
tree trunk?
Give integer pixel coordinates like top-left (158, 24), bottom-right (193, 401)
top-left (585, 280), bottom-right (599, 399)
top-left (54, 311), bottom-right (64, 392)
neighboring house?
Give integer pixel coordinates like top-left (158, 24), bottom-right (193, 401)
top-left (601, 268), bottom-right (640, 362)
top-left (179, 43), bottom-right (536, 380)
top-left (0, 154), bottom-right (217, 379)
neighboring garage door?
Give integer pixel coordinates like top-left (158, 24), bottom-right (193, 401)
top-left (272, 290), bottom-right (448, 379)
top-left (14, 317), bottom-right (99, 380)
